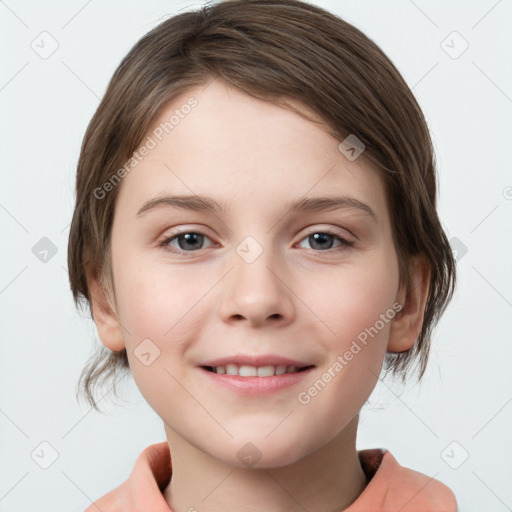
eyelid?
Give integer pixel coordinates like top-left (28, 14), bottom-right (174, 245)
top-left (298, 224), bottom-right (355, 242)
top-left (158, 224), bottom-right (215, 242)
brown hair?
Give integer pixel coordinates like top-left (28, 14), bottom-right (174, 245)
top-left (68, 0), bottom-right (456, 411)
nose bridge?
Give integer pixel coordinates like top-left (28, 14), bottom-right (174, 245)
top-left (219, 233), bottom-right (294, 325)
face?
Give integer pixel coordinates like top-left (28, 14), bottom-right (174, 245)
top-left (107, 78), bottom-right (403, 468)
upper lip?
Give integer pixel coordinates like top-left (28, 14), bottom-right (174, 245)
top-left (199, 354), bottom-right (314, 369)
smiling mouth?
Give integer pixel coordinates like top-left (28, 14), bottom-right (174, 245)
top-left (201, 364), bottom-right (315, 377)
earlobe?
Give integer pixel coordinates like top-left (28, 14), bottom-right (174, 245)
top-left (86, 266), bottom-right (126, 352)
top-left (387, 255), bottom-right (430, 353)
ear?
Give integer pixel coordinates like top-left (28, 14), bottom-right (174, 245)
top-left (387, 254), bottom-right (430, 353)
top-left (86, 265), bottom-right (126, 352)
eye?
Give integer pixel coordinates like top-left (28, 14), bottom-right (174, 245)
top-left (297, 230), bottom-right (354, 252)
top-left (159, 229), bottom-right (354, 255)
top-left (159, 231), bottom-right (215, 253)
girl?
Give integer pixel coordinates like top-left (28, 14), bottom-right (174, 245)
top-left (68, 0), bottom-right (457, 510)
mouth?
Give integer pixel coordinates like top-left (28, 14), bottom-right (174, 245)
top-left (201, 364), bottom-right (315, 377)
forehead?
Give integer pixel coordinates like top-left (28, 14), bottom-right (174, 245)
top-left (114, 79), bottom-right (389, 223)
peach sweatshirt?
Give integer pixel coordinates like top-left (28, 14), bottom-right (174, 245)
top-left (85, 442), bottom-right (457, 511)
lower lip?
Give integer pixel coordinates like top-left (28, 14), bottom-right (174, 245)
top-left (199, 366), bottom-right (314, 395)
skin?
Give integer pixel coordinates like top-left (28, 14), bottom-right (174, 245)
top-left (88, 78), bottom-right (430, 512)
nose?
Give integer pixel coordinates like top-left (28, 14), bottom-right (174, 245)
top-left (218, 246), bottom-right (295, 328)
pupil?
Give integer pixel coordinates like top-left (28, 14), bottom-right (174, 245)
top-left (178, 233), bottom-right (203, 250)
top-left (310, 233), bottom-right (333, 250)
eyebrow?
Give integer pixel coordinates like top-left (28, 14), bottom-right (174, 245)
top-left (136, 194), bottom-right (377, 221)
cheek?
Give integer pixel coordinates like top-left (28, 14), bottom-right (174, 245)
top-left (111, 252), bottom-right (226, 386)
top-left (294, 253), bottom-right (398, 414)
top-left (305, 251), bottom-right (399, 349)
top-left (113, 253), bottom-right (204, 338)
top-left (111, 256), bottom-right (206, 410)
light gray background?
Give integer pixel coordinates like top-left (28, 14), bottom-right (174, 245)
top-left (1, 1), bottom-right (511, 511)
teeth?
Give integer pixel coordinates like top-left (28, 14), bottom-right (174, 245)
top-left (226, 364), bottom-right (239, 375)
top-left (257, 365), bottom-right (275, 377)
top-left (239, 365), bottom-right (257, 377)
top-left (211, 364), bottom-right (302, 377)
top-left (275, 365), bottom-right (287, 375)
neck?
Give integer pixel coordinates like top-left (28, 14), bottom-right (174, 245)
top-left (163, 415), bottom-right (367, 512)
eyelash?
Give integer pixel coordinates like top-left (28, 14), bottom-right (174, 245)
top-left (158, 229), bottom-right (355, 256)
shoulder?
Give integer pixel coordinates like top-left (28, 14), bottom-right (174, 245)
top-left (83, 442), bottom-right (172, 512)
top-left (83, 480), bottom-right (130, 512)
top-left (349, 449), bottom-right (458, 512)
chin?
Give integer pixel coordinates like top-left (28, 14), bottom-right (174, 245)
top-left (215, 434), bottom-right (312, 470)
